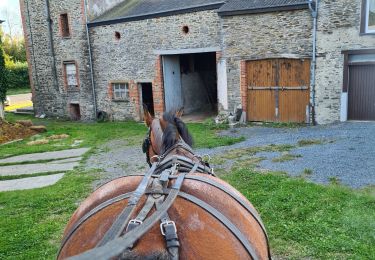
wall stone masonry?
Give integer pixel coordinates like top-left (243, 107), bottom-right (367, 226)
top-left (89, 10), bottom-right (221, 120)
top-left (21, 0), bottom-right (94, 120)
top-left (20, 0), bottom-right (374, 124)
top-left (221, 9), bottom-right (313, 112)
top-left (315, 0), bottom-right (375, 124)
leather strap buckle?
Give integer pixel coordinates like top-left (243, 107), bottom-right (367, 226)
top-left (126, 219), bottom-right (143, 232)
top-left (160, 220), bottom-right (177, 236)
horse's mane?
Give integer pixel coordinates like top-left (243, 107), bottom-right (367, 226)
top-left (161, 112), bottom-right (193, 152)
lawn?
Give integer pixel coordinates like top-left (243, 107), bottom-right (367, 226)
top-left (1, 113), bottom-right (244, 159)
top-left (1, 114), bottom-right (374, 259)
top-left (223, 170), bottom-right (375, 259)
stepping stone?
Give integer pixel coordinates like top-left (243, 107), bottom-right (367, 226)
top-left (53, 157), bottom-right (82, 164)
top-left (0, 173), bottom-right (65, 192)
top-left (0, 161), bottom-right (79, 177)
top-left (0, 148), bottom-right (90, 164)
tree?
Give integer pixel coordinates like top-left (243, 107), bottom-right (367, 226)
top-left (0, 31), bottom-right (9, 120)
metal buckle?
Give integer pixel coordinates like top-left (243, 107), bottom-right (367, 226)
top-left (160, 220), bottom-right (177, 236)
top-left (202, 154), bottom-right (211, 163)
top-left (126, 219), bottom-right (143, 231)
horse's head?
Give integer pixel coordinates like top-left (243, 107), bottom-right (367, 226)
top-left (142, 105), bottom-right (193, 165)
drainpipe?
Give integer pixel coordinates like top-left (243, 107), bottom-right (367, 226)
top-left (309, 0), bottom-right (318, 125)
top-left (84, 0), bottom-right (98, 119)
top-left (45, 0), bottom-right (59, 91)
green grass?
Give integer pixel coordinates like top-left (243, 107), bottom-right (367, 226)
top-left (2, 114), bottom-right (243, 159)
top-left (297, 139), bottom-right (323, 147)
top-left (222, 170), bottom-right (375, 259)
top-left (6, 87), bottom-right (31, 95)
top-left (0, 167), bottom-right (98, 259)
top-left (0, 114), bottom-right (245, 259)
top-left (272, 152), bottom-right (302, 163)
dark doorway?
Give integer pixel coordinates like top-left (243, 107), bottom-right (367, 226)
top-left (141, 83), bottom-right (154, 116)
top-left (179, 52), bottom-right (217, 115)
top-left (70, 103), bottom-right (81, 120)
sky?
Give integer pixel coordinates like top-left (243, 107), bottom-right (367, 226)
top-left (0, 0), bottom-right (23, 37)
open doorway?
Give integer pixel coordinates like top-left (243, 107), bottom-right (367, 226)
top-left (141, 83), bottom-right (154, 116)
top-left (69, 103), bottom-right (81, 120)
top-left (162, 52), bottom-right (217, 117)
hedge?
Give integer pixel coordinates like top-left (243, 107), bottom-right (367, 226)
top-left (6, 62), bottom-right (30, 90)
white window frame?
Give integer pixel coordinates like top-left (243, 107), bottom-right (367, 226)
top-left (366, 0), bottom-right (375, 33)
top-left (64, 62), bottom-right (78, 88)
top-left (112, 83), bottom-right (129, 101)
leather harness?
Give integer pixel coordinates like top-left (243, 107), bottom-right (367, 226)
top-left (60, 139), bottom-right (271, 260)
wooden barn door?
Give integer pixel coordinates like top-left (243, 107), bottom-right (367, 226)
top-left (247, 59), bottom-right (310, 123)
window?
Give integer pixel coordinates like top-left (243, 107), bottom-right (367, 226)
top-left (112, 83), bottom-right (129, 100)
top-left (362, 0), bottom-right (375, 33)
top-left (64, 62), bottom-right (78, 88)
top-left (60, 13), bottom-right (70, 37)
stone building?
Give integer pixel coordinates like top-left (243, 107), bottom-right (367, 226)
top-left (20, 0), bottom-right (375, 124)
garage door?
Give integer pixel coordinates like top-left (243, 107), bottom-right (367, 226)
top-left (247, 59), bottom-right (310, 123)
top-left (348, 64), bottom-right (375, 121)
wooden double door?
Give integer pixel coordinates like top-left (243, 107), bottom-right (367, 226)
top-left (247, 59), bottom-right (310, 123)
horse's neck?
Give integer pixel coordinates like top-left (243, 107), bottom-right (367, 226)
top-left (164, 142), bottom-right (199, 163)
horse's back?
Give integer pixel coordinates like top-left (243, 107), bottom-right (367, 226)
top-left (59, 174), bottom-right (269, 260)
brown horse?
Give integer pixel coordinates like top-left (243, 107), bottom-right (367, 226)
top-left (57, 107), bottom-right (271, 260)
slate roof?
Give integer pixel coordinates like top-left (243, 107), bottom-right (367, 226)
top-left (90, 0), bottom-right (225, 26)
top-left (89, 0), bottom-right (312, 27)
top-left (218, 0), bottom-right (311, 16)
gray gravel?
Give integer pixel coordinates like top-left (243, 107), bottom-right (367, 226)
top-left (87, 122), bottom-right (375, 189)
top-left (197, 122), bottom-right (375, 189)
top-left (86, 139), bottom-right (146, 188)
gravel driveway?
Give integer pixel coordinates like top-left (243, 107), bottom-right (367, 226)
top-left (88, 122), bottom-right (375, 189)
top-left (198, 122), bottom-right (375, 189)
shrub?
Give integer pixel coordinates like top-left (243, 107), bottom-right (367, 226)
top-left (5, 60), bottom-right (30, 90)
top-left (0, 41), bottom-right (8, 102)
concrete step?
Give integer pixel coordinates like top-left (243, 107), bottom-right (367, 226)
top-left (16, 107), bottom-right (34, 113)
top-left (13, 111), bottom-right (35, 115)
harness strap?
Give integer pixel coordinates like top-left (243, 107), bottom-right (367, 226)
top-left (68, 182), bottom-right (185, 260)
top-left (178, 192), bottom-right (261, 260)
top-left (184, 175), bottom-right (270, 255)
top-left (69, 169), bottom-right (187, 260)
top-left (57, 192), bottom-right (133, 257)
top-left (97, 162), bottom-right (158, 246)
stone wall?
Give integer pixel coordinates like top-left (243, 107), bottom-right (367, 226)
top-left (89, 10), bottom-right (221, 120)
top-left (315, 0), bottom-right (375, 124)
top-left (220, 9), bottom-right (313, 112)
top-left (21, 0), bottom-right (94, 120)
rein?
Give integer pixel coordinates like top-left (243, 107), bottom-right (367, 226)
top-left (60, 118), bottom-right (271, 260)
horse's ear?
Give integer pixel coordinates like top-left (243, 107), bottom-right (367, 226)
top-left (176, 107), bottom-right (184, 118)
top-left (143, 104), bottom-right (153, 127)
top-left (159, 117), bottom-right (168, 132)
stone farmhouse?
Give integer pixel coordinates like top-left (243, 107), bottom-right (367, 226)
top-left (20, 0), bottom-right (375, 124)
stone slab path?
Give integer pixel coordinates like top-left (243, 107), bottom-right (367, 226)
top-left (0, 148), bottom-right (89, 164)
top-left (0, 161), bottom-right (79, 176)
top-left (0, 148), bottom-right (89, 192)
top-left (0, 173), bottom-right (64, 192)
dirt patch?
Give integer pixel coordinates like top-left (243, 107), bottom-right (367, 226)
top-left (0, 120), bottom-right (38, 144)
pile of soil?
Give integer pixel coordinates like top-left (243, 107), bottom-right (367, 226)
top-left (0, 120), bottom-right (38, 145)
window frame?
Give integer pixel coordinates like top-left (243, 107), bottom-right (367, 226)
top-left (361, 0), bottom-right (375, 34)
top-left (63, 61), bottom-right (79, 90)
top-left (59, 13), bottom-right (71, 38)
top-left (111, 82), bottom-right (130, 101)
